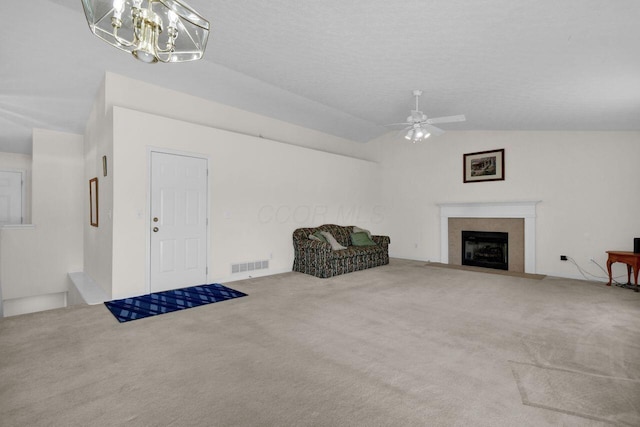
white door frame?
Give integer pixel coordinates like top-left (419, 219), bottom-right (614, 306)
top-left (146, 147), bottom-right (210, 294)
top-left (0, 169), bottom-right (25, 225)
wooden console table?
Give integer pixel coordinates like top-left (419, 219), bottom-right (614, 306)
top-left (606, 251), bottom-right (640, 292)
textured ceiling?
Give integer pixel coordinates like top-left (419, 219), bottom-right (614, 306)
top-left (1, 0), bottom-right (639, 154)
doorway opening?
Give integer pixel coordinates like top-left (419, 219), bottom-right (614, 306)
top-left (0, 170), bottom-right (24, 225)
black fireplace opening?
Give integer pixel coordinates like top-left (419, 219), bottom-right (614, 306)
top-left (462, 230), bottom-right (508, 271)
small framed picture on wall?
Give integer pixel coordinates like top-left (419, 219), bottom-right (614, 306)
top-left (89, 177), bottom-right (98, 227)
top-left (102, 155), bottom-right (108, 177)
top-left (463, 149), bottom-right (505, 183)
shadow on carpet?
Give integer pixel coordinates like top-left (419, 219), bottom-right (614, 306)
top-left (510, 361), bottom-right (640, 426)
top-left (104, 283), bottom-right (247, 323)
top-left (425, 262), bottom-right (546, 280)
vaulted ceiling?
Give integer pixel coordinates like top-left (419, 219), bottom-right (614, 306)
top-left (1, 0), bottom-right (639, 154)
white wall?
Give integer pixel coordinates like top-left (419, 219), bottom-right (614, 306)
top-left (374, 130), bottom-right (640, 280)
top-left (3, 74), bottom-right (634, 314)
top-left (0, 129), bottom-right (84, 316)
top-left (80, 73), bottom-right (639, 301)
top-left (83, 78), bottom-right (113, 299)
top-left (105, 72), bottom-right (376, 162)
top-left (79, 74), bottom-right (383, 300)
top-left (109, 107), bottom-right (381, 299)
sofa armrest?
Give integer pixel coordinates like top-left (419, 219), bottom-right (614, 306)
top-left (293, 237), bottom-right (333, 277)
top-left (371, 235), bottom-right (390, 247)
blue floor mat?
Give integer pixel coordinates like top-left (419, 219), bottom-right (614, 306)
top-left (104, 283), bottom-right (247, 323)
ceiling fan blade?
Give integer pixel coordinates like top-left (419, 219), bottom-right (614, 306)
top-left (426, 114), bottom-right (466, 125)
top-left (423, 124), bottom-right (446, 137)
top-left (395, 128), bottom-right (411, 137)
top-left (384, 122), bottom-right (412, 127)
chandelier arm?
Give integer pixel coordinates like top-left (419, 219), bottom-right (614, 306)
top-left (154, 50), bottom-right (174, 62)
top-left (112, 27), bottom-right (135, 47)
top-left (155, 44), bottom-right (173, 54)
top-left (154, 34), bottom-right (176, 62)
top-left (155, 33), bottom-right (176, 54)
top-left (155, 34), bottom-right (177, 61)
top-left (132, 19), bottom-right (143, 42)
top-left (151, 5), bottom-right (177, 57)
top-left (129, 5), bottom-right (141, 40)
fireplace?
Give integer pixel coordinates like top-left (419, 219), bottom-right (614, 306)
top-left (438, 201), bottom-right (540, 274)
top-left (462, 230), bottom-right (508, 271)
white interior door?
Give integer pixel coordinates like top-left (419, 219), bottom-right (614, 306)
top-left (150, 152), bottom-right (208, 293)
top-left (0, 170), bottom-right (23, 225)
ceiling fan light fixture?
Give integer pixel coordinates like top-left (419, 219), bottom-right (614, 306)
top-left (81, 0), bottom-right (210, 63)
top-left (387, 90), bottom-right (466, 143)
top-left (404, 125), bottom-right (432, 143)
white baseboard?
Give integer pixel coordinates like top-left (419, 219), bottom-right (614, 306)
top-left (2, 292), bottom-right (67, 317)
top-left (213, 267), bottom-right (291, 285)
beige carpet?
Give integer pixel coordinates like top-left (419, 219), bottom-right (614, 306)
top-left (1, 259), bottom-right (639, 426)
top-left (511, 361), bottom-right (640, 425)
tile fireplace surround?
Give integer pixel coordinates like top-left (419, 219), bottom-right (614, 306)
top-left (438, 201), bottom-right (540, 274)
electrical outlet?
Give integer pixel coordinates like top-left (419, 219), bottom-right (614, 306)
top-left (560, 255), bottom-right (568, 261)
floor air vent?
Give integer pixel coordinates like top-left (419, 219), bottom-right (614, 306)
top-left (231, 260), bottom-right (269, 274)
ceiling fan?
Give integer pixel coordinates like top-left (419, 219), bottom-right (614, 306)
top-left (388, 90), bottom-right (466, 142)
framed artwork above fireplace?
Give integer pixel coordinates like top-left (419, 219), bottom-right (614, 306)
top-left (463, 148), bottom-right (505, 183)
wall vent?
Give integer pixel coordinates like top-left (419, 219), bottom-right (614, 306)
top-left (231, 260), bottom-right (269, 274)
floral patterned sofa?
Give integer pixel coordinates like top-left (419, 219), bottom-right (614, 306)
top-left (292, 224), bottom-right (390, 278)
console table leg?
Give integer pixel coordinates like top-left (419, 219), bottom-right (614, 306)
top-left (606, 259), bottom-right (613, 286)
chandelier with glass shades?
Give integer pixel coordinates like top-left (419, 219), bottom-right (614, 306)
top-left (81, 0), bottom-right (210, 63)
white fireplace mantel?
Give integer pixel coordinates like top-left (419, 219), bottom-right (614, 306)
top-left (438, 201), bottom-right (541, 273)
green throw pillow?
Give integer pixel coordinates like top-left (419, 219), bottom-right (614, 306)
top-left (350, 232), bottom-right (377, 247)
top-left (313, 230), bottom-right (328, 243)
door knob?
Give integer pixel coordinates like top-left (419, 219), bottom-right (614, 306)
top-left (153, 227), bottom-right (159, 232)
